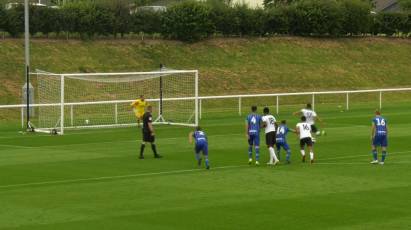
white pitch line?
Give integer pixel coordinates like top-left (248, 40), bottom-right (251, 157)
top-left (0, 165), bottom-right (245, 190)
top-left (0, 144), bottom-right (37, 149)
top-left (0, 151), bottom-right (409, 190)
top-left (319, 150), bottom-right (411, 161)
top-left (0, 133), bottom-right (243, 149)
top-left (315, 162), bottom-right (411, 165)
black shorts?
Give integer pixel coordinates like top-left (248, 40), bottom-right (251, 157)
top-left (311, 125), bottom-right (318, 133)
top-left (300, 137), bottom-right (313, 147)
top-left (143, 130), bottom-right (155, 143)
top-left (265, 131), bottom-right (276, 146)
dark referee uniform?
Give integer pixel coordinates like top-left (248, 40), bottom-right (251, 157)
top-left (139, 111), bottom-right (161, 159)
top-left (142, 112), bottom-right (154, 143)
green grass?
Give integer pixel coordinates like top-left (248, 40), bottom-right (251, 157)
top-left (1, 37), bottom-right (411, 104)
top-left (1, 101), bottom-right (411, 229)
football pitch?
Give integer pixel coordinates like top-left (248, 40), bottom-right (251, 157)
top-left (1, 102), bottom-right (411, 230)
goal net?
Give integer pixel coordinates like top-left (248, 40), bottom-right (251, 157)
top-left (30, 69), bottom-right (199, 134)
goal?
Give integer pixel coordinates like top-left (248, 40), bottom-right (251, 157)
top-left (30, 69), bottom-right (199, 134)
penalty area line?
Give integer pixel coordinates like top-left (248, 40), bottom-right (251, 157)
top-left (315, 162), bottom-right (411, 165)
top-left (0, 151), bottom-right (409, 190)
top-left (0, 165), bottom-right (245, 190)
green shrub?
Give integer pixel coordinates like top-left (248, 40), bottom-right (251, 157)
top-left (264, 6), bottom-right (289, 34)
top-left (162, 1), bottom-right (215, 42)
top-left (373, 12), bottom-right (409, 35)
top-left (5, 5), bottom-right (24, 37)
top-left (288, 0), bottom-right (343, 36)
top-left (340, 0), bottom-right (372, 35)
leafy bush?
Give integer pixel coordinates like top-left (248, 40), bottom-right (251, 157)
top-left (288, 0), bottom-right (344, 36)
top-left (264, 6), bottom-right (289, 34)
top-left (132, 10), bottom-right (163, 35)
top-left (340, 0), bottom-right (372, 35)
top-left (0, 5), bottom-right (6, 32)
top-left (373, 12), bottom-right (409, 35)
top-left (162, 1), bottom-right (215, 42)
top-left (5, 5), bottom-right (24, 37)
top-left (0, 0), bottom-right (409, 41)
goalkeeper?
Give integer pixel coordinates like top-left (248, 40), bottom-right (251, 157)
top-left (130, 95), bottom-right (149, 127)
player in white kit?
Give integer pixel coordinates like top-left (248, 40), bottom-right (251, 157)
top-left (293, 103), bottom-right (324, 141)
top-left (296, 116), bottom-right (315, 164)
top-left (262, 107), bottom-right (279, 165)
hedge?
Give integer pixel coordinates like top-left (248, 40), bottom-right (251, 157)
top-left (0, 0), bottom-right (409, 41)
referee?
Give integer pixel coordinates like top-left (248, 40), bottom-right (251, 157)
top-left (139, 105), bottom-right (162, 159)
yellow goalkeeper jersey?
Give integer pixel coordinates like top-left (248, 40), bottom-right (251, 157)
top-left (131, 99), bottom-right (148, 117)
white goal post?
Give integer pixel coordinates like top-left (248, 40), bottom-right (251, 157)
top-left (30, 69), bottom-right (199, 134)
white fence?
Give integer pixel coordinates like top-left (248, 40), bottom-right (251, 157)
top-left (1, 87), bottom-right (411, 128)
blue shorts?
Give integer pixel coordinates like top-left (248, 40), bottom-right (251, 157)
top-left (276, 141), bottom-right (290, 151)
top-left (195, 142), bottom-right (208, 156)
top-left (373, 135), bottom-right (387, 147)
top-left (248, 133), bottom-right (260, 146)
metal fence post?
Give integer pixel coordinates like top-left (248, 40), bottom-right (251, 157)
top-left (312, 93), bottom-right (315, 110)
top-left (115, 103), bottom-right (118, 124)
top-left (276, 96), bottom-right (279, 114)
top-left (199, 99), bottom-right (202, 120)
top-left (239, 97), bottom-right (242, 116)
top-left (346, 92), bottom-right (349, 111)
top-left (70, 105), bottom-right (73, 126)
top-left (21, 107), bottom-right (24, 128)
top-left (379, 91), bottom-right (382, 110)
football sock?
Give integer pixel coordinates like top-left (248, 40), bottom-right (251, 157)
top-left (255, 146), bottom-right (260, 161)
top-left (248, 146), bottom-right (253, 159)
top-left (195, 153), bottom-right (201, 161)
top-left (270, 147), bottom-right (278, 162)
top-left (268, 147), bottom-right (274, 163)
top-left (300, 150), bottom-right (306, 156)
top-left (276, 148), bottom-right (281, 160)
top-left (310, 152), bottom-right (314, 161)
top-left (151, 144), bottom-right (158, 155)
top-left (205, 158), bottom-right (210, 168)
top-left (286, 150), bottom-right (291, 162)
top-left (382, 151), bottom-right (387, 162)
top-left (140, 144), bottom-right (145, 156)
top-left (372, 150), bottom-right (378, 161)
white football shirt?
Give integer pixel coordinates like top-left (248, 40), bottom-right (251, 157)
top-left (296, 122), bottom-right (312, 139)
top-left (262, 115), bottom-right (276, 134)
top-left (301, 109), bottom-right (317, 125)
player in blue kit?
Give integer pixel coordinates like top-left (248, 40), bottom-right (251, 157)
top-left (276, 120), bottom-right (295, 164)
top-left (370, 110), bottom-right (388, 165)
top-left (189, 126), bottom-right (210, 170)
top-left (245, 106), bottom-right (262, 165)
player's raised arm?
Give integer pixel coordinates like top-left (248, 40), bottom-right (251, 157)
top-left (293, 110), bottom-right (302, 116)
top-left (130, 100), bottom-right (138, 107)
